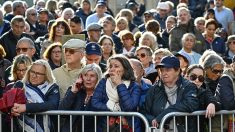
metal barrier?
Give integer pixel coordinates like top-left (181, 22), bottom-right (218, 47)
top-left (0, 111), bottom-right (150, 132)
top-left (159, 110), bottom-right (235, 132)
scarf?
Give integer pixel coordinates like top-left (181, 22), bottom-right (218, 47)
top-left (106, 78), bottom-right (130, 111)
top-left (18, 81), bottom-right (54, 132)
top-left (164, 84), bottom-right (178, 109)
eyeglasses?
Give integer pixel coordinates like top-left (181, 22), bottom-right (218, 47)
top-left (30, 13), bottom-right (37, 16)
top-left (228, 41), bottom-right (235, 45)
top-left (64, 48), bottom-right (80, 54)
top-left (52, 50), bottom-right (62, 54)
top-left (29, 70), bottom-right (45, 76)
top-left (16, 68), bottom-right (27, 72)
top-left (189, 74), bottom-right (204, 82)
top-left (211, 69), bottom-right (223, 74)
top-left (16, 48), bottom-right (32, 53)
top-left (136, 53), bottom-right (146, 58)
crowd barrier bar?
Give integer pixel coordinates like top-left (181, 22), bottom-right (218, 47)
top-left (0, 111), bottom-right (150, 132)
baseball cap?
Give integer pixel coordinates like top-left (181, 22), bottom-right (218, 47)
top-left (97, 0), bottom-right (106, 6)
top-left (156, 56), bottom-right (180, 68)
top-left (86, 23), bottom-right (103, 31)
top-left (86, 42), bottom-right (102, 56)
top-left (144, 10), bottom-right (154, 16)
top-left (63, 39), bottom-right (86, 49)
top-left (38, 8), bottom-right (49, 14)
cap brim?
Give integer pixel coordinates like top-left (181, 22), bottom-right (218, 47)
top-left (156, 64), bottom-right (174, 69)
top-left (86, 51), bottom-right (101, 56)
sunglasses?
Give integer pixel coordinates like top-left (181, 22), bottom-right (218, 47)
top-left (64, 48), bottom-right (80, 54)
top-left (136, 53), bottom-right (146, 58)
top-left (228, 41), bottom-right (235, 45)
top-left (211, 69), bottom-right (223, 74)
top-left (16, 48), bottom-right (31, 53)
top-left (189, 74), bottom-right (204, 82)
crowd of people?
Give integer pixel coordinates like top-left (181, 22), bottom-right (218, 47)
top-left (0, 0), bottom-right (235, 131)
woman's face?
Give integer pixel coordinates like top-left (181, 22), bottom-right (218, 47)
top-left (142, 37), bottom-right (152, 47)
top-left (108, 59), bottom-right (124, 77)
top-left (208, 13), bottom-right (214, 19)
top-left (82, 2), bottom-right (90, 10)
top-left (186, 68), bottom-right (204, 88)
top-left (136, 49), bottom-right (151, 67)
top-left (117, 20), bottom-right (127, 31)
top-left (101, 38), bottom-right (113, 54)
top-left (228, 40), bottom-right (235, 52)
top-left (205, 24), bottom-right (216, 37)
top-left (50, 46), bottom-right (62, 62)
top-left (29, 64), bottom-right (46, 86)
top-left (63, 11), bottom-right (73, 21)
top-left (16, 63), bottom-right (28, 80)
top-left (82, 70), bottom-right (98, 90)
top-left (166, 18), bottom-right (176, 30)
top-left (183, 36), bottom-right (195, 50)
top-left (153, 53), bottom-right (165, 65)
top-left (206, 64), bottom-right (224, 81)
top-left (55, 24), bottom-right (65, 37)
top-left (122, 37), bottom-right (134, 48)
top-left (160, 67), bottom-right (179, 85)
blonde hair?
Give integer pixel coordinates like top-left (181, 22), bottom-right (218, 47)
top-left (22, 59), bottom-right (56, 84)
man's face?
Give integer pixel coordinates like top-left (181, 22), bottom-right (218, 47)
top-left (11, 21), bottom-right (25, 36)
top-left (102, 20), bottom-right (114, 32)
top-left (178, 10), bottom-right (190, 25)
top-left (158, 9), bottom-right (168, 18)
top-left (64, 48), bottom-right (83, 65)
top-left (96, 5), bottom-right (106, 15)
top-left (88, 30), bottom-right (101, 42)
top-left (15, 4), bottom-right (25, 15)
top-left (214, 0), bottom-right (223, 8)
top-left (86, 54), bottom-right (101, 64)
top-left (16, 42), bottom-right (35, 58)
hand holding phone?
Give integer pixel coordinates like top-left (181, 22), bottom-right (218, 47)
top-left (71, 75), bottom-right (83, 93)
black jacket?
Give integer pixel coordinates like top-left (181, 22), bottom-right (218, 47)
top-left (0, 30), bottom-right (34, 62)
top-left (59, 87), bottom-right (94, 132)
top-left (141, 76), bottom-right (199, 131)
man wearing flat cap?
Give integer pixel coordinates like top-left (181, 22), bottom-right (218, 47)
top-left (86, 23), bottom-right (102, 43)
top-left (85, 0), bottom-right (111, 28)
top-left (141, 56), bottom-right (199, 130)
top-left (53, 39), bottom-right (86, 99)
top-left (138, 10), bottom-right (154, 32)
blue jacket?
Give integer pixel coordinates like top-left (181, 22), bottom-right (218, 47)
top-left (91, 78), bottom-right (141, 132)
top-left (141, 76), bottom-right (199, 131)
top-left (204, 34), bottom-right (226, 55)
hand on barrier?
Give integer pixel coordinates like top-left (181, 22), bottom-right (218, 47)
top-left (152, 119), bottom-right (159, 128)
top-left (11, 103), bottom-right (26, 116)
top-left (205, 103), bottom-right (215, 118)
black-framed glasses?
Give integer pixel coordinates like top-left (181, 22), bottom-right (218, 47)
top-left (29, 70), bottom-right (45, 76)
top-left (136, 53), bottom-right (146, 58)
top-left (64, 48), bottom-right (80, 54)
top-left (211, 69), bottom-right (223, 74)
top-left (16, 48), bottom-right (32, 53)
top-left (189, 74), bottom-right (204, 82)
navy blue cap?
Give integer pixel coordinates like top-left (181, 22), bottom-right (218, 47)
top-left (86, 42), bottom-right (102, 56)
top-left (97, 0), bottom-right (106, 6)
top-left (156, 56), bottom-right (180, 68)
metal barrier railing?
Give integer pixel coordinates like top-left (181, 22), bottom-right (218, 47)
top-left (159, 110), bottom-right (235, 132)
top-left (0, 111), bottom-right (150, 132)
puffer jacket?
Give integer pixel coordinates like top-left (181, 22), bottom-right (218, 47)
top-left (91, 78), bottom-right (141, 132)
top-left (203, 34), bottom-right (226, 55)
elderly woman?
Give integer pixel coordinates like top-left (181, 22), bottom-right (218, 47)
top-left (60, 8), bottom-right (74, 22)
top-left (178, 33), bottom-right (201, 65)
top-left (141, 56), bottom-right (199, 131)
top-left (224, 35), bottom-right (235, 64)
top-left (152, 48), bottom-right (173, 66)
top-left (92, 54), bottom-right (141, 131)
top-left (135, 46), bottom-right (157, 83)
top-left (98, 35), bottom-right (116, 65)
top-left (119, 30), bottom-right (136, 54)
top-left (43, 43), bottom-right (62, 70)
top-left (4, 55), bottom-right (32, 93)
top-left (139, 31), bottom-right (158, 51)
top-left (59, 63), bottom-right (102, 132)
top-left (202, 53), bottom-right (225, 95)
top-left (185, 64), bottom-right (220, 132)
top-left (11, 59), bottom-right (60, 132)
